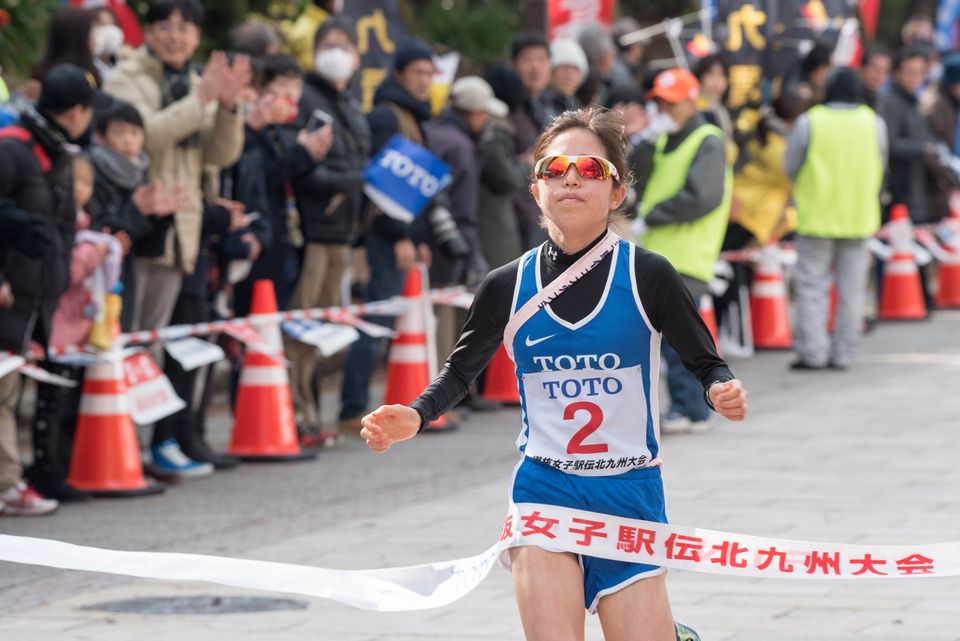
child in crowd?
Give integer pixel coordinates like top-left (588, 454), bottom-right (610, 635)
top-left (88, 100), bottom-right (180, 331)
top-left (27, 154), bottom-right (122, 502)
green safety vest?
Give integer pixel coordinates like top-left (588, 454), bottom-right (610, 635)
top-left (793, 104), bottom-right (882, 238)
top-left (641, 123), bottom-right (732, 283)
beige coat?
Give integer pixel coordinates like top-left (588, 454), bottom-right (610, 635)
top-left (103, 47), bottom-right (244, 274)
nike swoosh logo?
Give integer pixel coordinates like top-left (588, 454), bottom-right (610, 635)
top-left (525, 334), bottom-right (557, 347)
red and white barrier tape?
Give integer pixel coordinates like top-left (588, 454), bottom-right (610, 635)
top-left (1, 502), bottom-right (956, 612)
top-left (43, 287), bottom-right (476, 360)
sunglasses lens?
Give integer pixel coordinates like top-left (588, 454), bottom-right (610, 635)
top-left (544, 156), bottom-right (570, 178)
top-left (575, 157), bottom-right (605, 180)
top-left (537, 156), bottom-right (615, 181)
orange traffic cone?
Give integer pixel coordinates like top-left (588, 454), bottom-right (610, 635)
top-left (935, 255), bottom-right (960, 308)
top-left (68, 355), bottom-right (164, 497)
top-left (698, 294), bottom-right (719, 351)
top-left (935, 201), bottom-right (960, 308)
top-left (383, 267), bottom-right (455, 431)
top-left (229, 280), bottom-right (315, 461)
top-left (879, 205), bottom-right (927, 320)
top-left (750, 245), bottom-right (792, 349)
top-left (483, 344), bottom-right (521, 405)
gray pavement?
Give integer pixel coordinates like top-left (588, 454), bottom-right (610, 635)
top-left (1, 312), bottom-right (960, 640)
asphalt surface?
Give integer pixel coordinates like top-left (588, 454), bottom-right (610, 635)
top-left (1, 310), bottom-right (959, 640)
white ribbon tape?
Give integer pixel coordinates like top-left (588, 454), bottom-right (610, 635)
top-left (2, 503), bottom-right (958, 614)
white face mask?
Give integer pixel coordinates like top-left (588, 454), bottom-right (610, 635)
top-left (315, 48), bottom-right (356, 83)
top-left (94, 24), bottom-right (124, 58)
top-left (641, 102), bottom-right (680, 140)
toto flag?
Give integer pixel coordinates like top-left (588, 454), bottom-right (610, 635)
top-left (363, 134), bottom-right (452, 223)
top-left (714, 0), bottom-right (854, 108)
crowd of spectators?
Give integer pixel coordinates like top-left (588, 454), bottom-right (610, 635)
top-left (0, 2), bottom-right (955, 516)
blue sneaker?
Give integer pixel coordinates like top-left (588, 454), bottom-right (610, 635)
top-left (151, 439), bottom-right (214, 478)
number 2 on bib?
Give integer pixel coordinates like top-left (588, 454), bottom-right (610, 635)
top-left (564, 401), bottom-right (608, 454)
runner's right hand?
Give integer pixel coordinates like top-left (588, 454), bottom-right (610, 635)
top-left (360, 404), bottom-right (420, 453)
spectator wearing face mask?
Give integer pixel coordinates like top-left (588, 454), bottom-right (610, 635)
top-left (633, 68), bottom-right (732, 434)
top-left (91, 7), bottom-right (127, 82)
top-left (338, 40), bottom-right (435, 432)
top-left (287, 17), bottom-right (370, 446)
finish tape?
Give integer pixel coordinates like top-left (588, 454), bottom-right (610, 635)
top-left (1, 502), bottom-right (956, 612)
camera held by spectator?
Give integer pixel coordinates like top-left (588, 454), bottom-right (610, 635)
top-left (427, 204), bottom-right (470, 258)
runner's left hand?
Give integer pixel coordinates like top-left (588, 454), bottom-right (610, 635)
top-left (709, 379), bottom-right (747, 421)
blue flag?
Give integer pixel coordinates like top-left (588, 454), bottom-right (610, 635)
top-left (363, 134), bottom-right (452, 223)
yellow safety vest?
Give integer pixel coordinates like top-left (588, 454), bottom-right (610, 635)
top-left (793, 105), bottom-right (883, 238)
top-left (641, 123), bottom-right (732, 283)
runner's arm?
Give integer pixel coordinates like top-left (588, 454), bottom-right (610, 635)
top-left (408, 260), bottom-right (520, 429)
top-left (633, 247), bottom-right (734, 392)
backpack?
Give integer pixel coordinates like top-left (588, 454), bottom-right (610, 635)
top-left (0, 125), bottom-right (52, 173)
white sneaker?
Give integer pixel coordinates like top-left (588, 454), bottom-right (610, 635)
top-left (0, 482), bottom-right (59, 516)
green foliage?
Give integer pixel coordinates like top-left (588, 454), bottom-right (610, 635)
top-left (403, 0), bottom-right (523, 66)
top-left (0, 0), bottom-right (61, 79)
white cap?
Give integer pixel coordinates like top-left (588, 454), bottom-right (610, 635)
top-left (450, 76), bottom-right (509, 118)
top-left (551, 38), bottom-right (589, 76)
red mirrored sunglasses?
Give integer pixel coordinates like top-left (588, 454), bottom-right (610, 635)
top-left (534, 155), bottom-right (620, 182)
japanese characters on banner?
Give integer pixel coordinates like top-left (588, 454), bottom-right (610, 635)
top-left (122, 351), bottom-right (185, 425)
top-left (2, 501), bottom-right (959, 616)
top-left (342, 0), bottom-right (407, 112)
top-left (499, 503), bottom-right (956, 580)
top-left (714, 0), bottom-right (855, 109)
top-left (547, 0), bottom-right (615, 40)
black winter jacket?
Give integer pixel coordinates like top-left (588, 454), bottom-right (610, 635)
top-left (366, 75), bottom-right (432, 242)
top-left (878, 84), bottom-right (934, 223)
top-left (294, 73), bottom-right (371, 245)
top-left (0, 109), bottom-right (76, 353)
top-left (422, 110), bottom-right (481, 285)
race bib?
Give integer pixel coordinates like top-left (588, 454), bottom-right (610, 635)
top-left (520, 365), bottom-right (651, 476)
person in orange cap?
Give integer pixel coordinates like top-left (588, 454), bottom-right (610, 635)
top-left (632, 67), bottom-right (732, 435)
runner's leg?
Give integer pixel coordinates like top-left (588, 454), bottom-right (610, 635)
top-left (596, 572), bottom-right (675, 641)
top-left (510, 547), bottom-right (585, 641)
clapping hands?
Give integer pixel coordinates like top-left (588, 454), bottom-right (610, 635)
top-left (198, 52), bottom-right (252, 111)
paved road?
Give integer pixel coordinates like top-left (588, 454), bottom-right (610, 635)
top-left (1, 312), bottom-right (960, 640)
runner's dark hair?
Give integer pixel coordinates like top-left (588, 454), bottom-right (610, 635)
top-left (532, 107), bottom-right (633, 188)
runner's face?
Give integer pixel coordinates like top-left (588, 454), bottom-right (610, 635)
top-left (532, 128), bottom-right (625, 237)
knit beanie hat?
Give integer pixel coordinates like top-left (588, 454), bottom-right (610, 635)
top-left (550, 39), bottom-right (589, 76)
top-left (392, 39), bottom-right (434, 72)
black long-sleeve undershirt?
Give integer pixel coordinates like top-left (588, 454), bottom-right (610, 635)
top-left (410, 232), bottom-right (734, 428)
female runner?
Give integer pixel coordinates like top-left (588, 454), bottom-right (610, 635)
top-left (360, 107), bottom-right (748, 641)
